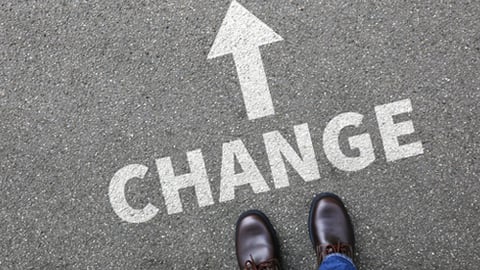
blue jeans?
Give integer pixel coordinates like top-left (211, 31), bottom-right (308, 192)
top-left (318, 253), bottom-right (357, 270)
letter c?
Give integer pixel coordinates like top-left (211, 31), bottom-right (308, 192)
top-left (109, 164), bottom-right (159, 223)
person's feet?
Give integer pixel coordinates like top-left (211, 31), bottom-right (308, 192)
top-left (235, 210), bottom-right (281, 270)
top-left (308, 192), bottom-right (355, 266)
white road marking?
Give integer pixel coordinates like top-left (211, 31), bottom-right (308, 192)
top-left (375, 99), bottom-right (424, 162)
top-left (263, 123), bottom-right (320, 188)
top-left (109, 99), bottom-right (425, 222)
top-left (109, 164), bottom-right (159, 223)
top-left (219, 139), bottom-right (270, 202)
top-left (208, 0), bottom-right (283, 120)
top-left (156, 150), bottom-right (214, 215)
top-left (323, 112), bottom-right (375, 172)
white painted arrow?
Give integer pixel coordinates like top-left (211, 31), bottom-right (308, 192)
top-left (208, 0), bottom-right (283, 120)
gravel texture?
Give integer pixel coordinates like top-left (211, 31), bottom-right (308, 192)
top-left (1, 0), bottom-right (479, 269)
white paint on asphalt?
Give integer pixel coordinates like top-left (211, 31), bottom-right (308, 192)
top-left (109, 101), bottom-right (425, 222)
top-left (156, 150), bottom-right (214, 215)
top-left (375, 99), bottom-right (424, 162)
top-left (208, 0), bottom-right (283, 120)
top-left (323, 112), bottom-right (375, 171)
top-left (264, 123), bottom-right (320, 188)
top-left (219, 139), bottom-right (270, 202)
top-left (109, 164), bottom-right (159, 223)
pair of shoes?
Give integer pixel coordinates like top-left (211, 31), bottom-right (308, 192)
top-left (235, 192), bottom-right (354, 269)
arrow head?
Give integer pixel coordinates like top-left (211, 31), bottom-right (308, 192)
top-left (208, 0), bottom-right (283, 59)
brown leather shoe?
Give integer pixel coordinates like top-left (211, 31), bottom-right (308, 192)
top-left (308, 193), bottom-right (355, 266)
top-left (235, 210), bottom-right (281, 270)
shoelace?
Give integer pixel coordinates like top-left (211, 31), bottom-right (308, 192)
top-left (316, 243), bottom-right (353, 265)
top-left (244, 255), bottom-right (280, 270)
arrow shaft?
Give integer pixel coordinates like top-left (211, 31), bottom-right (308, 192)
top-left (232, 48), bottom-right (274, 120)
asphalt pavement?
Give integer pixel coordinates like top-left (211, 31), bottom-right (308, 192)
top-left (1, 0), bottom-right (479, 269)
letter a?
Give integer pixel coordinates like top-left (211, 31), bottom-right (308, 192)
top-left (219, 140), bottom-right (269, 202)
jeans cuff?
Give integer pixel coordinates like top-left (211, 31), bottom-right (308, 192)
top-left (323, 253), bottom-right (356, 268)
